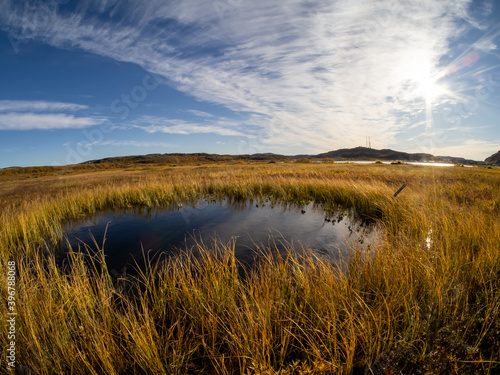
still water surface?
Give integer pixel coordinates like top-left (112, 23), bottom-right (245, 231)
top-left (60, 199), bottom-right (376, 274)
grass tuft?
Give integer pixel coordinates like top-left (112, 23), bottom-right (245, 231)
top-left (1, 163), bottom-right (499, 374)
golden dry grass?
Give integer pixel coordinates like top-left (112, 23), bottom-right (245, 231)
top-left (0, 162), bottom-right (499, 374)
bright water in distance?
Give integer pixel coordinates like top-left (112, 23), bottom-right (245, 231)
top-left (334, 161), bottom-right (455, 167)
top-left (60, 199), bottom-right (377, 275)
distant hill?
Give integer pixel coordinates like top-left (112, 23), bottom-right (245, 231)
top-left (485, 150), bottom-right (500, 165)
top-left (82, 152), bottom-right (288, 166)
top-left (0, 147), bottom-right (484, 174)
top-left (315, 147), bottom-right (433, 161)
top-left (80, 147), bottom-right (481, 166)
top-left (314, 147), bottom-right (480, 164)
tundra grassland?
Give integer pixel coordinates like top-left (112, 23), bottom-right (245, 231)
top-left (0, 162), bottom-right (499, 374)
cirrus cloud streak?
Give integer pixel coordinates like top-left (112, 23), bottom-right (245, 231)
top-left (0, 113), bottom-right (103, 130)
top-left (1, 0), bottom-right (496, 155)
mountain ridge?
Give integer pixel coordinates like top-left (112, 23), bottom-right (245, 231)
top-left (485, 150), bottom-right (500, 165)
top-left (1, 147), bottom-right (489, 172)
top-left (80, 147), bottom-right (482, 166)
top-left (313, 146), bottom-right (483, 164)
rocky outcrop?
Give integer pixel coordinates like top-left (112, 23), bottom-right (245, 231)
top-left (485, 151), bottom-right (500, 165)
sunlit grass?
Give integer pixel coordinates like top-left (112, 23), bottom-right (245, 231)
top-left (1, 163), bottom-right (499, 374)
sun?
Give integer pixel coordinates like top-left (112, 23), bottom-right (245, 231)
top-left (416, 76), bottom-right (445, 102)
top-left (397, 50), bottom-right (447, 103)
top-left (407, 62), bottom-right (445, 102)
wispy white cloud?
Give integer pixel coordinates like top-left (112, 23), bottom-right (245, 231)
top-left (187, 110), bottom-right (215, 118)
top-left (432, 139), bottom-right (500, 160)
top-left (474, 38), bottom-right (498, 52)
top-left (133, 116), bottom-right (247, 137)
top-left (0, 100), bottom-right (88, 112)
top-left (144, 123), bottom-right (245, 137)
top-left (98, 140), bottom-right (174, 148)
top-left (1, 0), bottom-right (491, 152)
top-left (0, 100), bottom-right (100, 130)
top-left (0, 113), bottom-right (103, 130)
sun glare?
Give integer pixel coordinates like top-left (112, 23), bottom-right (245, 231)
top-left (417, 76), bottom-right (445, 102)
top-left (409, 63), bottom-right (445, 102)
top-left (398, 50), bottom-right (446, 103)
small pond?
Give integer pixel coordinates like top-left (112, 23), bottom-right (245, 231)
top-left (58, 199), bottom-right (377, 275)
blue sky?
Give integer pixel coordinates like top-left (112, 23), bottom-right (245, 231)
top-left (0, 0), bottom-right (499, 167)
